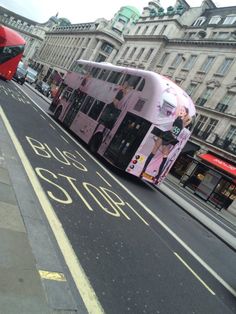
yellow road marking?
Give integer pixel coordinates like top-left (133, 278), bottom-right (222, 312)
top-left (39, 270), bottom-right (66, 282)
top-left (174, 252), bottom-right (215, 296)
top-left (0, 106), bottom-right (105, 314)
top-left (96, 171), bottom-right (112, 187)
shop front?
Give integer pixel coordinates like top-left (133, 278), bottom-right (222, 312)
top-left (180, 153), bottom-right (236, 210)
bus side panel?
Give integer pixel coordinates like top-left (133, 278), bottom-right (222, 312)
top-left (126, 127), bottom-right (191, 185)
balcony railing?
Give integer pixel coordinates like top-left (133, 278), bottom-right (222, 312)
top-left (192, 131), bottom-right (236, 155)
top-left (213, 137), bottom-right (236, 155)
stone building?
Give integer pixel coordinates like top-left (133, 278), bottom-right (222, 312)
top-left (32, 6), bottom-right (140, 83)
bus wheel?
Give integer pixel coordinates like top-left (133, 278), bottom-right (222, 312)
top-left (89, 133), bottom-right (103, 153)
top-left (54, 106), bottom-right (62, 120)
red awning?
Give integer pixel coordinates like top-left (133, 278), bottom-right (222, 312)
top-left (199, 154), bottom-right (236, 177)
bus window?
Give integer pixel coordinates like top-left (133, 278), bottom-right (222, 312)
top-left (123, 74), bottom-right (141, 89)
top-left (99, 104), bottom-right (121, 129)
top-left (81, 95), bottom-right (95, 114)
top-left (62, 87), bottom-right (73, 100)
top-left (0, 45), bottom-right (24, 64)
top-left (88, 100), bottom-right (105, 120)
top-left (91, 67), bottom-right (101, 78)
top-left (133, 99), bottom-right (146, 112)
top-left (107, 71), bottom-right (123, 84)
top-left (75, 63), bottom-right (84, 74)
top-left (137, 78), bottom-right (145, 91)
top-left (98, 69), bottom-right (110, 81)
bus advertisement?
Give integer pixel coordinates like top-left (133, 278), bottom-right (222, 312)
top-left (0, 24), bottom-right (26, 80)
top-left (49, 60), bottom-right (196, 185)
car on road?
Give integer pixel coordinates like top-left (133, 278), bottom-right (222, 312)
top-left (13, 62), bottom-right (28, 85)
top-left (35, 81), bottom-right (51, 97)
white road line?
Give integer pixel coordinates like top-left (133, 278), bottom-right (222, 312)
top-left (96, 171), bottom-right (112, 187)
top-left (40, 114), bottom-right (46, 120)
top-left (174, 252), bottom-right (215, 296)
top-left (60, 135), bottom-right (69, 144)
top-left (16, 86), bottom-right (236, 298)
top-left (49, 123), bottom-right (56, 130)
top-left (0, 106), bottom-right (105, 314)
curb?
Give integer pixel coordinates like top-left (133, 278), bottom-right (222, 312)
top-left (158, 183), bottom-right (236, 250)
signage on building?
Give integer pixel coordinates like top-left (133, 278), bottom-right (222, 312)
top-left (199, 154), bottom-right (236, 177)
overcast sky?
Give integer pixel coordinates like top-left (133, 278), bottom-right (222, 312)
top-left (0, 0), bottom-right (235, 24)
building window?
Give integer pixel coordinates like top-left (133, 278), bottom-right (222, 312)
top-left (223, 15), bottom-right (236, 25)
top-left (151, 25), bottom-right (158, 35)
top-left (200, 56), bottom-right (215, 73)
top-left (121, 47), bottom-right (129, 59)
top-left (158, 52), bottom-right (169, 66)
top-left (193, 17), bottom-right (206, 27)
top-left (216, 58), bottom-right (234, 75)
top-left (202, 119), bottom-right (218, 140)
top-left (135, 26), bottom-right (141, 35)
top-left (101, 42), bottom-right (114, 54)
top-left (159, 25), bottom-right (167, 35)
top-left (186, 83), bottom-right (198, 96)
top-left (209, 16), bottom-right (221, 24)
top-left (196, 87), bottom-right (214, 106)
top-left (225, 125), bottom-right (236, 141)
top-left (135, 48), bottom-right (145, 60)
top-left (128, 47), bottom-right (137, 59)
top-left (218, 32), bottom-right (229, 39)
top-left (183, 55), bottom-right (197, 70)
top-left (215, 93), bottom-right (235, 113)
top-left (142, 26), bottom-right (149, 35)
top-left (192, 115), bottom-right (208, 136)
top-left (170, 54), bottom-right (183, 68)
top-left (144, 48), bottom-right (154, 61)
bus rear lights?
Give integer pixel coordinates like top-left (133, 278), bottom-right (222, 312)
top-left (130, 165), bottom-right (134, 169)
top-left (132, 160), bottom-right (137, 164)
top-left (135, 155), bottom-right (140, 159)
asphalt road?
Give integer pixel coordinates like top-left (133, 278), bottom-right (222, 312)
top-left (0, 80), bottom-right (235, 314)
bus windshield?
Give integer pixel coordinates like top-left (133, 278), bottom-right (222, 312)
top-left (50, 60), bottom-right (196, 186)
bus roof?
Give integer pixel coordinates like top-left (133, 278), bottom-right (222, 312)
top-left (0, 24), bottom-right (26, 46)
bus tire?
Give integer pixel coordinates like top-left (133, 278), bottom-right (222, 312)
top-left (89, 133), bottom-right (103, 153)
top-left (54, 106), bottom-right (62, 120)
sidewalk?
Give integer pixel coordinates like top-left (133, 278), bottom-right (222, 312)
top-left (158, 175), bottom-right (236, 249)
top-left (0, 109), bottom-right (85, 313)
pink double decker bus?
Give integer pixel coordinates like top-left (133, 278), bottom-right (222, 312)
top-left (50, 60), bottom-right (196, 185)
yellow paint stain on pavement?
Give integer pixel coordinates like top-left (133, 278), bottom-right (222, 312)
top-left (39, 270), bottom-right (66, 282)
top-left (0, 106), bottom-right (105, 314)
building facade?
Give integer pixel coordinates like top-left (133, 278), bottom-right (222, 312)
top-left (31, 6), bottom-right (140, 84)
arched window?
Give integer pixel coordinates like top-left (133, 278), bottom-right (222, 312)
top-left (209, 15), bottom-right (221, 24)
top-left (193, 17), bottom-right (206, 27)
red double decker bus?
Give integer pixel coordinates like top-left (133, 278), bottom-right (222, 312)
top-left (0, 24), bottom-right (26, 80)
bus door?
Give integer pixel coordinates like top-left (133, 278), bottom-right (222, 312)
top-left (104, 113), bottom-right (151, 169)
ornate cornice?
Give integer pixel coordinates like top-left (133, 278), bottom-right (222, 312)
top-left (170, 39), bottom-right (236, 47)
